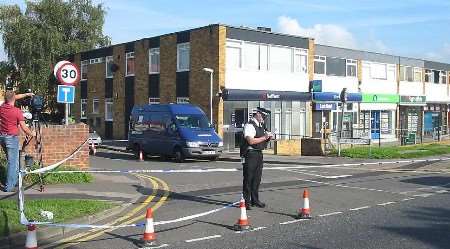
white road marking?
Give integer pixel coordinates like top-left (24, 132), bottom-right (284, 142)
top-left (435, 190), bottom-right (448, 194)
top-left (235, 226), bottom-right (267, 234)
top-left (319, 211), bottom-right (343, 217)
top-left (413, 193), bottom-right (434, 197)
top-left (377, 202), bottom-right (396, 206)
top-left (280, 219), bottom-right (308, 225)
top-left (349, 206), bottom-right (370, 211)
top-left (282, 169), bottom-right (352, 179)
top-left (139, 244), bottom-right (169, 249)
top-left (401, 198), bottom-right (415, 201)
top-left (185, 235), bottom-right (222, 243)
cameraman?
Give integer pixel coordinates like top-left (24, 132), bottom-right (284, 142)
top-left (0, 90), bottom-right (36, 192)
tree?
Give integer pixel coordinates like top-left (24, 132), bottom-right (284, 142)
top-left (0, 0), bottom-right (110, 111)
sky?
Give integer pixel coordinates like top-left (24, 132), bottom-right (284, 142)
top-left (1, 0), bottom-right (450, 63)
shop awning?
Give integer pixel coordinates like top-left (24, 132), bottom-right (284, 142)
top-left (221, 89), bottom-right (311, 101)
top-left (399, 95), bottom-right (426, 106)
top-left (312, 92), bottom-right (362, 102)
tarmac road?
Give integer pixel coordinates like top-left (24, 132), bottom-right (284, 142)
top-left (21, 150), bottom-right (450, 249)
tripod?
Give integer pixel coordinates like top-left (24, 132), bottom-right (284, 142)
top-left (21, 112), bottom-right (47, 192)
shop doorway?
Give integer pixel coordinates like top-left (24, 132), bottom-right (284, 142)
top-left (371, 110), bottom-right (380, 139)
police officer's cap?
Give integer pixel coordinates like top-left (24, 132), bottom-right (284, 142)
top-left (253, 107), bottom-right (271, 117)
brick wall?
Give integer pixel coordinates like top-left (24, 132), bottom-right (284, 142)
top-left (134, 39), bottom-right (150, 105)
top-left (87, 60), bottom-right (106, 137)
top-left (160, 35), bottom-right (177, 103)
top-left (21, 123), bottom-right (90, 169)
top-left (113, 45), bottom-right (126, 139)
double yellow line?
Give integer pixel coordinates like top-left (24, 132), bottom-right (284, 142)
top-left (42, 174), bottom-right (169, 249)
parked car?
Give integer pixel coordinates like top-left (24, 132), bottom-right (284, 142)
top-left (88, 130), bottom-right (102, 146)
top-left (127, 104), bottom-right (223, 162)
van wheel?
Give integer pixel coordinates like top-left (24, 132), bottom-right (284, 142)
top-left (173, 148), bottom-right (185, 163)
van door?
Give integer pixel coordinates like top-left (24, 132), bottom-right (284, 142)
top-left (159, 112), bottom-right (178, 155)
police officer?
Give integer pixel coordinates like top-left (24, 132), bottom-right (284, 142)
top-left (241, 108), bottom-right (273, 210)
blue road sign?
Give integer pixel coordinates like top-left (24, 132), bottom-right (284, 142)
top-left (57, 85), bottom-right (75, 104)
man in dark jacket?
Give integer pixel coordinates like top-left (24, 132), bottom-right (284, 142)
top-left (241, 108), bottom-right (273, 210)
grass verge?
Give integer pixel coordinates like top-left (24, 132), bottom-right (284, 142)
top-left (331, 143), bottom-right (450, 159)
top-left (0, 199), bottom-right (114, 237)
top-left (24, 166), bottom-right (94, 185)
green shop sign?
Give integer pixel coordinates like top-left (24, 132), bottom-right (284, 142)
top-left (362, 93), bottom-right (399, 103)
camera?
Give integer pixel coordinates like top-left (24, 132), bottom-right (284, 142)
top-left (29, 95), bottom-right (44, 114)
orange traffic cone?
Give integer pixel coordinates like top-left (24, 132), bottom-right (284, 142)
top-left (234, 196), bottom-right (250, 231)
top-left (25, 224), bottom-right (38, 249)
top-left (139, 150), bottom-right (144, 162)
top-left (297, 188), bottom-right (312, 219)
top-left (91, 143), bottom-right (96, 155)
top-left (142, 208), bottom-right (156, 245)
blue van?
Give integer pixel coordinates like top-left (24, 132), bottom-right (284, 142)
top-left (127, 104), bottom-right (223, 162)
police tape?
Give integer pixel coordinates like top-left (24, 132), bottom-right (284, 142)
top-left (27, 156), bottom-right (450, 175)
top-left (25, 138), bottom-right (89, 175)
top-left (22, 201), bottom-right (239, 229)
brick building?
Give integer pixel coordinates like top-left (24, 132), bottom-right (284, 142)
top-left (70, 24), bottom-right (450, 150)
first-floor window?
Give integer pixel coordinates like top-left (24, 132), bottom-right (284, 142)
top-left (176, 97), bottom-right (190, 104)
top-left (149, 98), bottom-right (160, 104)
top-left (92, 98), bottom-right (99, 114)
top-left (81, 99), bottom-right (87, 119)
top-left (105, 98), bottom-right (113, 121)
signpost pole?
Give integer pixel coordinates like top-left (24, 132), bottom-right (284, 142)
top-left (65, 103), bottom-right (69, 125)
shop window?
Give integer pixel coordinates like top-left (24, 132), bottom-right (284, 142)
top-left (226, 40), bottom-right (242, 69)
top-left (177, 43), bottom-right (190, 71)
top-left (314, 55), bottom-right (326, 74)
top-left (326, 57), bottom-right (346, 77)
top-left (126, 52), bottom-right (135, 76)
top-left (81, 60), bottom-right (88, 80)
top-left (81, 99), bottom-right (87, 119)
top-left (149, 48), bottom-right (160, 74)
top-left (294, 49), bottom-right (308, 73)
top-left (270, 45), bottom-right (292, 72)
top-left (105, 98), bottom-right (113, 121)
top-left (414, 68), bottom-right (422, 82)
top-left (92, 98), bottom-right (99, 114)
top-left (346, 59), bottom-right (357, 77)
top-left (106, 56), bottom-right (113, 78)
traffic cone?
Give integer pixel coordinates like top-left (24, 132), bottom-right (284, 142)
top-left (297, 188), bottom-right (312, 219)
top-left (142, 208), bottom-right (156, 245)
top-left (139, 150), bottom-right (144, 162)
top-left (91, 143), bottom-right (96, 155)
top-left (25, 224), bottom-right (38, 249)
top-left (234, 196), bottom-right (250, 231)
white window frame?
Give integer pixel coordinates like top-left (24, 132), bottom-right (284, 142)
top-left (176, 97), bottom-right (190, 104)
top-left (126, 52), bottom-right (135, 76)
top-left (369, 62), bottom-right (387, 80)
top-left (440, 70), bottom-right (447, 84)
top-left (314, 55), bottom-right (326, 75)
top-left (92, 98), bottom-right (99, 114)
top-left (413, 67), bottom-right (422, 82)
top-left (226, 39), bottom-right (243, 69)
top-left (81, 60), bottom-right (88, 80)
top-left (346, 59), bottom-right (357, 77)
top-left (269, 44), bottom-right (293, 73)
top-left (149, 97), bottom-right (160, 104)
top-left (294, 48), bottom-right (308, 73)
top-left (105, 98), bottom-right (113, 121)
top-left (106, 56), bottom-right (113, 78)
top-left (425, 69), bottom-right (433, 83)
top-left (81, 99), bottom-right (87, 120)
top-left (177, 43), bottom-right (190, 72)
top-left (149, 48), bottom-right (160, 74)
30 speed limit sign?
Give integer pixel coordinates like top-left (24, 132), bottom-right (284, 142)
top-left (54, 61), bottom-right (80, 85)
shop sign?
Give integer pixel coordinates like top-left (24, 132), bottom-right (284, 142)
top-left (400, 95), bottom-right (426, 104)
top-left (362, 93), bottom-right (399, 103)
top-left (313, 92), bottom-right (362, 102)
top-left (221, 89), bottom-right (311, 101)
top-left (314, 103), bottom-right (336, 110)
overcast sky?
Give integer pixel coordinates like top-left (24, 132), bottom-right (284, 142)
top-left (1, 0), bottom-right (450, 62)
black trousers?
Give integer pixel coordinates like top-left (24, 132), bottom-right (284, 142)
top-left (243, 150), bottom-right (263, 204)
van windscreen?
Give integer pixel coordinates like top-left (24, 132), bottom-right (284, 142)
top-left (175, 114), bottom-right (210, 129)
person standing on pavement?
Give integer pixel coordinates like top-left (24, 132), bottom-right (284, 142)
top-left (241, 108), bottom-right (273, 210)
top-left (1, 90), bottom-right (35, 192)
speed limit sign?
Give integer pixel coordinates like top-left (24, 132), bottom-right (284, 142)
top-left (55, 62), bottom-right (80, 85)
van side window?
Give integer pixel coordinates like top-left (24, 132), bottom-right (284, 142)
top-left (149, 113), bottom-right (165, 133)
top-left (132, 115), bottom-right (147, 133)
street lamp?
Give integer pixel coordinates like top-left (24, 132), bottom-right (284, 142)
top-left (203, 68), bottom-right (214, 126)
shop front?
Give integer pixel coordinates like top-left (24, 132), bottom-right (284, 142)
top-left (311, 92), bottom-right (362, 139)
top-left (221, 89), bottom-right (311, 151)
top-left (359, 93), bottom-right (399, 141)
top-left (399, 95), bottom-right (426, 145)
top-left (424, 102), bottom-right (448, 140)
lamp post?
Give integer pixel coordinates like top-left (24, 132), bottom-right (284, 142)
top-left (203, 68), bottom-right (214, 125)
